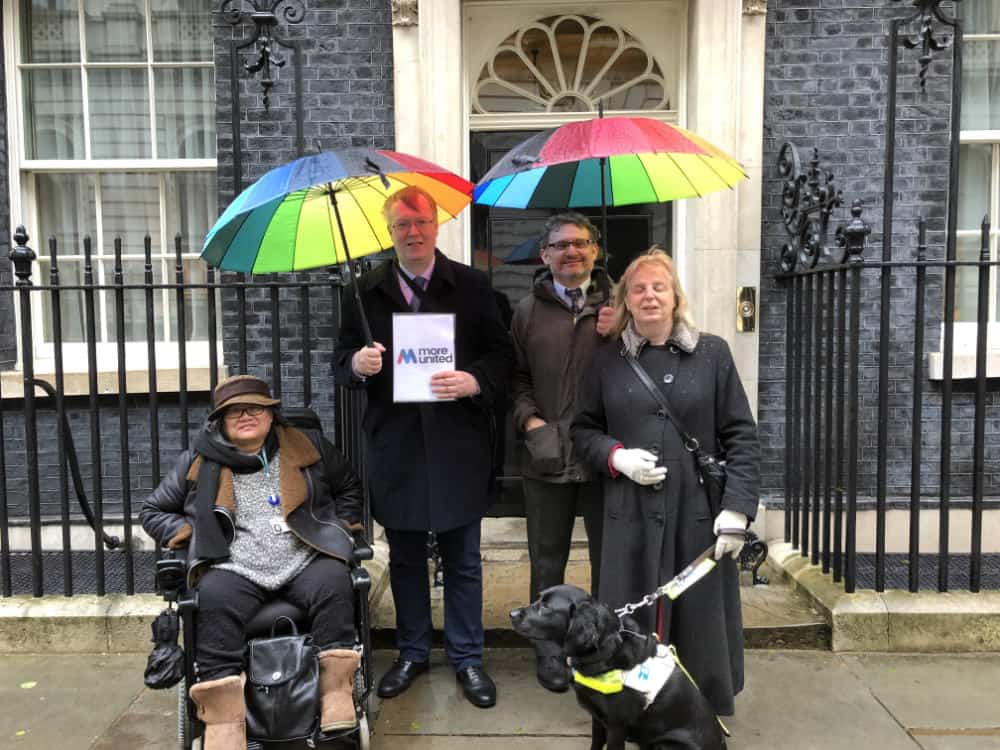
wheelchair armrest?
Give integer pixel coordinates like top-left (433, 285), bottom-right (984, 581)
top-left (155, 549), bottom-right (187, 602)
top-left (351, 531), bottom-right (374, 563)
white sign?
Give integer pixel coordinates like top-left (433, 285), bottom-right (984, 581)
top-left (392, 313), bottom-right (456, 403)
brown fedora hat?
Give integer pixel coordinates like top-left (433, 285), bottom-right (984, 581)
top-left (208, 375), bottom-right (281, 421)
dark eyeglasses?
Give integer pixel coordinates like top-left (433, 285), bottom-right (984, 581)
top-left (546, 238), bottom-right (594, 252)
top-left (223, 405), bottom-right (266, 420)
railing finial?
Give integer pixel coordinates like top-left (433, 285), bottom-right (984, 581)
top-left (9, 225), bottom-right (36, 286)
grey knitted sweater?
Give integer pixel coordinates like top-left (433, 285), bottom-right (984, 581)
top-left (215, 453), bottom-right (316, 589)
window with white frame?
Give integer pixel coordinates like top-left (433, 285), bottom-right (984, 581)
top-left (957, 1), bottom-right (999, 342)
top-left (8, 0), bottom-right (218, 371)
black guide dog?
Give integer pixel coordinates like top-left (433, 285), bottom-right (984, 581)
top-left (510, 584), bottom-right (727, 750)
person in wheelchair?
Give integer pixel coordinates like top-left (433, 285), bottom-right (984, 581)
top-left (141, 375), bottom-right (364, 750)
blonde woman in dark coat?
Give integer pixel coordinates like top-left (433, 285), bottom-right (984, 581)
top-left (571, 249), bottom-right (760, 716)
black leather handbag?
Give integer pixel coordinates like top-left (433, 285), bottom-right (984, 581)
top-left (244, 616), bottom-right (320, 742)
top-left (624, 352), bottom-right (728, 518)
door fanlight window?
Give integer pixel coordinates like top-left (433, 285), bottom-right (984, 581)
top-left (472, 15), bottom-right (671, 114)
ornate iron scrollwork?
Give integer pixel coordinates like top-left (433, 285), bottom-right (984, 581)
top-left (739, 531), bottom-right (769, 586)
top-left (221, 0), bottom-right (305, 111)
top-left (891, 0), bottom-right (960, 91)
top-left (778, 143), bottom-right (843, 273)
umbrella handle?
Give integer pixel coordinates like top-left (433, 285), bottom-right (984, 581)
top-left (348, 263), bottom-right (375, 348)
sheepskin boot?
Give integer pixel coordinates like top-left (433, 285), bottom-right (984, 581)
top-left (318, 648), bottom-right (361, 731)
top-left (189, 673), bottom-right (246, 750)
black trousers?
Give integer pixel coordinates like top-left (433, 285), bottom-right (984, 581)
top-left (384, 520), bottom-right (483, 671)
top-left (195, 556), bottom-right (355, 681)
top-left (523, 477), bottom-right (603, 601)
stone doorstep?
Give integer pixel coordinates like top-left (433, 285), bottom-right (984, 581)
top-left (769, 541), bottom-right (1000, 653)
top-left (0, 539), bottom-right (391, 655)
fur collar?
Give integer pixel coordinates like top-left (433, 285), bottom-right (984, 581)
top-left (620, 319), bottom-right (699, 358)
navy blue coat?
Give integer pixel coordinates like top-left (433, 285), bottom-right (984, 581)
top-left (334, 250), bottom-right (514, 532)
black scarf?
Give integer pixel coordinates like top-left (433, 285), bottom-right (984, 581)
top-left (191, 426), bottom-right (279, 561)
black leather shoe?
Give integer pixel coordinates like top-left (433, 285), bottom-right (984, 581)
top-left (536, 654), bottom-right (570, 692)
top-left (456, 665), bottom-right (497, 708)
top-left (377, 658), bottom-right (429, 698)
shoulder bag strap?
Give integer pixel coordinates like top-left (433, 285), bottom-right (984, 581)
top-left (622, 352), bottom-right (701, 452)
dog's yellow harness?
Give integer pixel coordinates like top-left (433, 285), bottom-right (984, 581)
top-left (572, 643), bottom-right (677, 706)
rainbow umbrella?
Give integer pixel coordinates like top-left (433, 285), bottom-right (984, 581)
top-left (202, 148), bottom-right (472, 343)
top-left (473, 115), bottom-right (746, 244)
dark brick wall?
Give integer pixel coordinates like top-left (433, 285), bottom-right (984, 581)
top-left (759, 1), bottom-right (999, 504)
top-left (1, 396), bottom-right (211, 521)
top-left (212, 0), bottom-right (395, 434)
top-left (0, 10), bottom-right (15, 370)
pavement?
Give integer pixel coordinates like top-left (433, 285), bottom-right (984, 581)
top-left (3, 648), bottom-right (1000, 749)
top-left (3, 521), bottom-right (1000, 748)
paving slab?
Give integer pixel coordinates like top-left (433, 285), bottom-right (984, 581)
top-left (841, 653), bottom-right (1000, 731)
top-left (724, 651), bottom-right (918, 750)
top-left (373, 649), bottom-right (589, 738)
top-left (0, 654), bottom-right (150, 748)
top-left (912, 734), bottom-right (1000, 750)
top-left (89, 685), bottom-right (177, 750)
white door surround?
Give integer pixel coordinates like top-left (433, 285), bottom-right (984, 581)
top-left (390, 0), bottom-right (766, 409)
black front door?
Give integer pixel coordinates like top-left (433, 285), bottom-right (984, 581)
top-left (470, 129), bottom-right (673, 516)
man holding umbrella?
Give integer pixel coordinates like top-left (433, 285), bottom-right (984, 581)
top-left (334, 186), bottom-right (513, 708)
top-left (510, 212), bottom-right (614, 692)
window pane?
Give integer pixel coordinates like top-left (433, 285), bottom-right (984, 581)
top-left (962, 0), bottom-right (1000, 34)
top-left (164, 172), bottom-right (217, 259)
top-left (89, 69), bottom-right (152, 158)
top-left (151, 0), bottom-right (213, 61)
top-left (962, 41), bottom-right (1000, 130)
top-left (39, 260), bottom-right (86, 344)
top-left (100, 173), bottom-right (160, 258)
top-left (36, 173), bottom-right (97, 257)
top-left (155, 68), bottom-right (215, 158)
top-left (176, 260), bottom-right (219, 342)
top-left (101, 260), bottom-right (165, 341)
top-left (85, 0), bottom-right (147, 62)
top-left (956, 234), bottom-right (986, 322)
top-left (23, 70), bottom-right (85, 159)
top-left (958, 143), bottom-right (991, 230)
top-left (20, 0), bottom-right (81, 63)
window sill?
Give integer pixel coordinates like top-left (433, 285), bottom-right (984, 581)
top-left (928, 352), bottom-right (1000, 380)
top-left (1, 367), bottom-right (223, 400)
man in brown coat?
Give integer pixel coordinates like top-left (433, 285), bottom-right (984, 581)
top-left (510, 212), bottom-right (613, 691)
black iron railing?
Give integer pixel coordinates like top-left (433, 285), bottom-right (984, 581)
top-left (777, 200), bottom-right (999, 594)
top-left (0, 227), bottom-right (369, 598)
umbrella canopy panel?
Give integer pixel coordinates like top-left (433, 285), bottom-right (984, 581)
top-left (203, 149), bottom-right (472, 273)
top-left (473, 116), bottom-right (746, 210)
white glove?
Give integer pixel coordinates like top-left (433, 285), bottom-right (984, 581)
top-left (713, 509), bottom-right (748, 560)
top-left (612, 448), bottom-right (667, 486)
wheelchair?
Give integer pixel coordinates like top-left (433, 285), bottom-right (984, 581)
top-left (155, 534), bottom-right (375, 750)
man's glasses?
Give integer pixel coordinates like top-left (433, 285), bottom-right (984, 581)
top-left (546, 238), bottom-right (595, 252)
top-left (390, 218), bottom-right (436, 232)
top-left (223, 405), bottom-right (266, 420)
